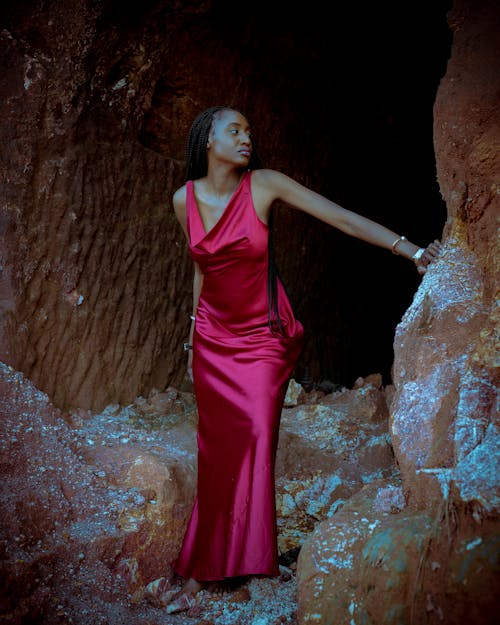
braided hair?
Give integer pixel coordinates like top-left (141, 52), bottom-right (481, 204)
top-left (185, 106), bottom-right (284, 334)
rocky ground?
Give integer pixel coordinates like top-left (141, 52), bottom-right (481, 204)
top-left (0, 362), bottom-right (395, 625)
top-left (141, 572), bottom-right (299, 625)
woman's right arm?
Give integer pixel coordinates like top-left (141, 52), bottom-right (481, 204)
top-left (187, 262), bottom-right (203, 380)
top-left (173, 185), bottom-right (203, 381)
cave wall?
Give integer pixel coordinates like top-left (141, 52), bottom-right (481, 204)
top-left (0, 0), bottom-right (450, 410)
top-left (0, 1), bottom-right (197, 410)
top-left (390, 0), bottom-right (499, 510)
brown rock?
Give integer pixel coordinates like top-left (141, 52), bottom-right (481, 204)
top-left (297, 481), bottom-right (498, 625)
top-left (283, 378), bottom-right (305, 407)
top-left (275, 384), bottom-right (395, 552)
top-left (0, 0), bottom-right (446, 413)
top-left (390, 0), bottom-right (499, 513)
top-left (0, 362), bottom-right (197, 622)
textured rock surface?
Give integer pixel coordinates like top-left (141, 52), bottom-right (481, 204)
top-left (297, 486), bottom-right (499, 625)
top-left (276, 382), bottom-right (396, 553)
top-left (297, 481), bottom-right (422, 625)
top-left (296, 1), bottom-right (499, 623)
top-left (0, 2), bottom-right (193, 410)
top-left (2, 0), bottom-right (497, 623)
top-left (0, 362), bottom-right (199, 623)
top-left (391, 0), bottom-right (499, 511)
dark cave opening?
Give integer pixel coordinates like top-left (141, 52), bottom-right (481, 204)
top-left (97, 0), bottom-right (454, 392)
top-left (140, 0), bottom-right (454, 390)
top-left (227, 0), bottom-right (455, 388)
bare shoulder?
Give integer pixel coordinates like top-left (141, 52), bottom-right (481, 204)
top-left (251, 168), bottom-right (290, 200)
top-left (172, 184), bottom-right (187, 219)
top-left (173, 184), bottom-right (187, 210)
top-left (247, 169), bottom-right (285, 221)
top-left (172, 184), bottom-right (189, 239)
top-left (251, 168), bottom-right (287, 188)
top-left (251, 168), bottom-right (306, 204)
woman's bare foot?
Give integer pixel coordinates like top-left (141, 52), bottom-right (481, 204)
top-left (207, 576), bottom-right (248, 597)
top-left (165, 578), bottom-right (203, 614)
top-left (181, 578), bottom-right (203, 595)
top-left (206, 581), bottom-right (228, 598)
top-left (165, 576), bottom-right (249, 612)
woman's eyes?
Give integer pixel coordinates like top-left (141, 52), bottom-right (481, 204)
top-left (229, 128), bottom-right (252, 137)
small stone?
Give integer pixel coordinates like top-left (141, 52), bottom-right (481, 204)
top-left (283, 379), bottom-right (305, 407)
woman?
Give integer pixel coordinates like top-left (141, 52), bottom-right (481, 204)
top-left (167, 105), bottom-right (441, 613)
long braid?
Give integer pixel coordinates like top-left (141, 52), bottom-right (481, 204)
top-left (186, 106), bottom-right (226, 181)
top-left (267, 208), bottom-right (286, 334)
top-left (186, 105), bottom-right (285, 334)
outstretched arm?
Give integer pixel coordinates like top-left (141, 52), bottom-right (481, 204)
top-left (253, 169), bottom-right (441, 273)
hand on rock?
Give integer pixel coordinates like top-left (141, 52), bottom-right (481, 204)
top-left (415, 239), bottom-right (442, 274)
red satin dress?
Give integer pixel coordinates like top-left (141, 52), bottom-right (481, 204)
top-left (173, 170), bottom-right (303, 581)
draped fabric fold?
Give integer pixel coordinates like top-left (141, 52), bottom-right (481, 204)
top-left (174, 171), bottom-right (303, 581)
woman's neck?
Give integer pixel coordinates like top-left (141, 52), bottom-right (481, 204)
top-left (202, 167), bottom-right (245, 198)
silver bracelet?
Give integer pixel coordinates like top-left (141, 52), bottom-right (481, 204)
top-left (391, 235), bottom-right (407, 255)
top-left (412, 248), bottom-right (425, 263)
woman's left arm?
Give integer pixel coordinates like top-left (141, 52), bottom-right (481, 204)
top-left (255, 169), bottom-right (442, 274)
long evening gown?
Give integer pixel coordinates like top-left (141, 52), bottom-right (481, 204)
top-left (173, 170), bottom-right (303, 581)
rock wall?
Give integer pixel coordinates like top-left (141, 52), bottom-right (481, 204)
top-left (0, 1), bottom-right (194, 410)
top-left (2, 0), bottom-right (496, 622)
top-left (391, 0), bottom-right (499, 512)
top-left (297, 1), bottom-right (499, 623)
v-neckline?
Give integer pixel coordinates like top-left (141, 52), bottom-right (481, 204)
top-left (192, 172), bottom-right (247, 236)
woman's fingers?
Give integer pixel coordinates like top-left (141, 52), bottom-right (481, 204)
top-left (416, 239), bottom-right (443, 274)
top-left (425, 240), bottom-right (442, 258)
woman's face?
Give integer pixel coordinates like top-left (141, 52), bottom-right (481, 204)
top-left (207, 109), bottom-right (252, 167)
